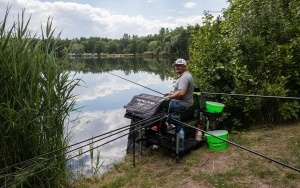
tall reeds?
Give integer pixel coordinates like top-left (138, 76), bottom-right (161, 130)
top-left (0, 8), bottom-right (80, 187)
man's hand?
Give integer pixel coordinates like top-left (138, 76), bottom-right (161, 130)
top-left (164, 91), bottom-right (173, 100)
top-left (164, 90), bottom-right (186, 100)
top-left (164, 91), bottom-right (173, 97)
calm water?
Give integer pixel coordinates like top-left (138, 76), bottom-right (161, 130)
top-left (67, 58), bottom-right (174, 176)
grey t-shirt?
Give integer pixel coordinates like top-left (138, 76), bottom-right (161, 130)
top-left (173, 71), bottom-right (194, 107)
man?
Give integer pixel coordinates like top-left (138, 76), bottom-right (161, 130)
top-left (164, 58), bottom-right (194, 111)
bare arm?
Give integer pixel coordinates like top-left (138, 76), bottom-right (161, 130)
top-left (165, 89), bottom-right (186, 100)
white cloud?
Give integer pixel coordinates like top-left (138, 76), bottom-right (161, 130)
top-left (147, 0), bottom-right (156, 3)
top-left (1, 0), bottom-right (180, 39)
top-left (175, 15), bottom-right (204, 26)
top-left (0, 0), bottom-right (229, 39)
top-left (183, 2), bottom-right (197, 9)
top-left (166, 16), bottom-right (174, 20)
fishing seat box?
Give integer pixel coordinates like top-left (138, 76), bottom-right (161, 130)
top-left (145, 125), bottom-right (202, 153)
top-left (124, 93), bottom-right (203, 153)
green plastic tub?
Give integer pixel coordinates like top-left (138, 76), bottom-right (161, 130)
top-left (205, 101), bottom-right (225, 114)
top-left (205, 130), bottom-right (228, 151)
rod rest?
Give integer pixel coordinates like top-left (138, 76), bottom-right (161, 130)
top-left (169, 107), bottom-right (195, 121)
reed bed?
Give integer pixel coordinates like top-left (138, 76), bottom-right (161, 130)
top-left (0, 8), bottom-right (80, 187)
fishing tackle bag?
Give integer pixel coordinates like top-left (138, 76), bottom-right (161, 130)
top-left (124, 93), bottom-right (166, 119)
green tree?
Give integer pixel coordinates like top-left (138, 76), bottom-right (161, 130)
top-left (94, 40), bottom-right (107, 54)
top-left (128, 39), bottom-right (138, 55)
top-left (120, 33), bottom-right (130, 53)
top-left (148, 40), bottom-right (159, 52)
top-left (69, 43), bottom-right (84, 54)
top-left (189, 13), bottom-right (233, 92)
top-left (224, 0), bottom-right (300, 122)
top-left (137, 40), bottom-right (148, 54)
top-left (107, 40), bottom-right (120, 54)
top-left (81, 37), bottom-right (95, 53)
top-left (190, 0), bottom-right (300, 127)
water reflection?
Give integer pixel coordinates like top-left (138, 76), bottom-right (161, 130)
top-left (67, 58), bottom-right (174, 176)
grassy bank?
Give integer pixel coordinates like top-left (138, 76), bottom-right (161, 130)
top-left (74, 124), bottom-right (300, 188)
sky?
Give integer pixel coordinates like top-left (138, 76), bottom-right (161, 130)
top-left (0, 0), bottom-right (229, 39)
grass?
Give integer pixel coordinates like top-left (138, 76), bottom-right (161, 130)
top-left (73, 123), bottom-right (300, 188)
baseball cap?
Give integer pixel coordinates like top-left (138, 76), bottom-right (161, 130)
top-left (173, 58), bottom-right (187, 66)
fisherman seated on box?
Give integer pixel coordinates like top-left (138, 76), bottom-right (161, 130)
top-left (164, 58), bottom-right (194, 112)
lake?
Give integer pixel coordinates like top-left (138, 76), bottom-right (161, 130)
top-left (67, 58), bottom-right (175, 176)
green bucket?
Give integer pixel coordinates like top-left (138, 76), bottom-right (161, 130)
top-left (205, 101), bottom-right (225, 114)
top-left (205, 130), bottom-right (228, 151)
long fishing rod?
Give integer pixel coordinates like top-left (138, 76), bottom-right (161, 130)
top-left (0, 124), bottom-right (130, 173)
top-left (108, 72), bottom-right (165, 95)
top-left (74, 62), bottom-right (165, 95)
top-left (0, 123), bottom-right (132, 180)
top-left (83, 64), bottom-right (165, 95)
top-left (1, 129), bottom-right (132, 188)
top-left (202, 92), bottom-right (300, 100)
top-left (171, 118), bottom-right (300, 173)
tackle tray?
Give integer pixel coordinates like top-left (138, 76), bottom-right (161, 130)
top-left (144, 126), bottom-right (204, 153)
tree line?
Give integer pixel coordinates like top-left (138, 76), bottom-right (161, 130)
top-left (57, 27), bottom-right (190, 58)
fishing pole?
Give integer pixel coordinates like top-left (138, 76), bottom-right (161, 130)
top-left (202, 92), bottom-right (300, 100)
top-left (108, 72), bottom-right (165, 96)
top-left (1, 130), bottom-right (132, 188)
top-left (0, 123), bottom-right (132, 180)
top-left (81, 63), bottom-right (165, 96)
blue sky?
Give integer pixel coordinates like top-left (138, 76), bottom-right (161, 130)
top-left (0, 0), bottom-right (229, 39)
